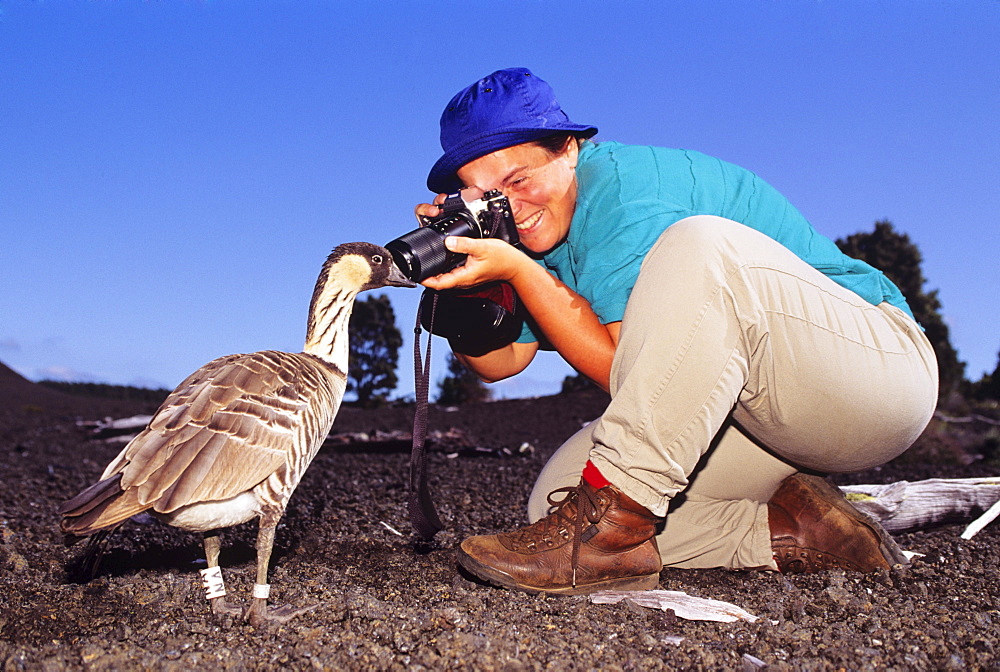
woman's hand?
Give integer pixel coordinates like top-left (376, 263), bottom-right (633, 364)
top-left (413, 197), bottom-right (446, 222)
top-left (420, 236), bottom-right (530, 291)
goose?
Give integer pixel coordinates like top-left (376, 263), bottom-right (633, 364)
top-left (59, 242), bottom-right (415, 626)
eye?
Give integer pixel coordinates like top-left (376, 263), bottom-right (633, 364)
top-left (371, 254), bottom-right (383, 264)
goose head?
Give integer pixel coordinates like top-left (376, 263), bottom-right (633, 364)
top-left (304, 242), bottom-right (415, 361)
top-left (322, 242), bottom-right (416, 294)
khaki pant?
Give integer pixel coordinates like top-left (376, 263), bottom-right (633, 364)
top-left (528, 217), bottom-right (938, 569)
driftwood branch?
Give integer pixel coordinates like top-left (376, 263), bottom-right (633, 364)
top-left (934, 411), bottom-right (1000, 427)
top-left (840, 477), bottom-right (1000, 537)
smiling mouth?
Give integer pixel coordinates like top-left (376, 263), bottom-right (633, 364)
top-left (516, 211), bottom-right (542, 231)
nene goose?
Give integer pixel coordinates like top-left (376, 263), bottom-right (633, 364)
top-left (59, 242), bottom-right (414, 626)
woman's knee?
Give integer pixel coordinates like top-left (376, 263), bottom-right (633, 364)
top-left (657, 215), bottom-right (745, 249)
top-left (641, 216), bottom-right (766, 282)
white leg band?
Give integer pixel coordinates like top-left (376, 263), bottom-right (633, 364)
top-left (253, 583), bottom-right (271, 599)
top-left (200, 566), bottom-right (226, 600)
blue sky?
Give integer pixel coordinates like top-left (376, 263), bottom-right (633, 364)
top-left (2, 1), bottom-right (998, 401)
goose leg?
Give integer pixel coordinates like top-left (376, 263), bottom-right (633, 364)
top-left (202, 531), bottom-right (241, 617)
top-left (245, 517), bottom-right (317, 626)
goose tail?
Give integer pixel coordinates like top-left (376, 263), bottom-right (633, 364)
top-left (59, 474), bottom-right (148, 537)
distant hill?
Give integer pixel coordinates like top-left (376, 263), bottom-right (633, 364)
top-left (0, 361), bottom-right (161, 418)
top-left (0, 361), bottom-right (73, 409)
top-left (37, 380), bottom-right (170, 405)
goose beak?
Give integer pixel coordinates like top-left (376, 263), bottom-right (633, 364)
top-left (387, 261), bottom-right (417, 288)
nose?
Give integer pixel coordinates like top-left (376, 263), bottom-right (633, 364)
top-left (508, 196), bottom-right (525, 222)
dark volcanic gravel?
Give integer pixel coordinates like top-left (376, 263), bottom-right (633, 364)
top-left (1, 370), bottom-right (998, 670)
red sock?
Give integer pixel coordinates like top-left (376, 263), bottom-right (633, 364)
top-left (582, 460), bottom-right (611, 490)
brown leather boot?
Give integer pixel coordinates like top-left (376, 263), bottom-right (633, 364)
top-left (457, 479), bottom-right (663, 595)
top-left (769, 473), bottom-right (909, 573)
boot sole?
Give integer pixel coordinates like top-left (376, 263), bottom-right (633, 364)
top-left (796, 474), bottom-right (910, 569)
top-left (456, 547), bottom-right (660, 596)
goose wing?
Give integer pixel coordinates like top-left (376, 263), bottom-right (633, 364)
top-left (105, 351), bottom-right (335, 514)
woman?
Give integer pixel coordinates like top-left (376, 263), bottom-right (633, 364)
top-left (417, 67), bottom-right (938, 595)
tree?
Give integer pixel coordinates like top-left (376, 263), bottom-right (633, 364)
top-left (561, 372), bottom-right (598, 393)
top-left (836, 220), bottom-right (965, 399)
top-left (347, 294), bottom-right (403, 407)
top-left (437, 353), bottom-right (491, 405)
top-left (970, 351), bottom-right (1000, 402)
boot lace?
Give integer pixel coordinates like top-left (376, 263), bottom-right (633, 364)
top-left (501, 482), bottom-right (605, 587)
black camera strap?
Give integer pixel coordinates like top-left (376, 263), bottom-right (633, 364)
top-left (405, 199), bottom-right (517, 541)
top-left (409, 292), bottom-right (444, 541)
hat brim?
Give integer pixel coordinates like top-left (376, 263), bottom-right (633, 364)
top-left (426, 124), bottom-right (597, 194)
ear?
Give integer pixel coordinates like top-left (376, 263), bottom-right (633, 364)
top-left (562, 137), bottom-right (581, 170)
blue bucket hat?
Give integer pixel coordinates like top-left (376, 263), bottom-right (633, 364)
top-left (426, 67), bottom-right (598, 194)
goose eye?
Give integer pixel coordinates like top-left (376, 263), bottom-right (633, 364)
top-left (372, 254), bottom-right (383, 265)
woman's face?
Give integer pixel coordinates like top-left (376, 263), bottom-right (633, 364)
top-left (456, 140), bottom-right (579, 254)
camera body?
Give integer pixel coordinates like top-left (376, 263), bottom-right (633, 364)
top-left (386, 189), bottom-right (518, 282)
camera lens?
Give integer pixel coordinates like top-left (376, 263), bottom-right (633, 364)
top-left (386, 227), bottom-right (451, 282)
top-left (385, 212), bottom-right (480, 282)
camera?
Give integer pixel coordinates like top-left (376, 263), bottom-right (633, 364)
top-left (386, 189), bottom-right (519, 282)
